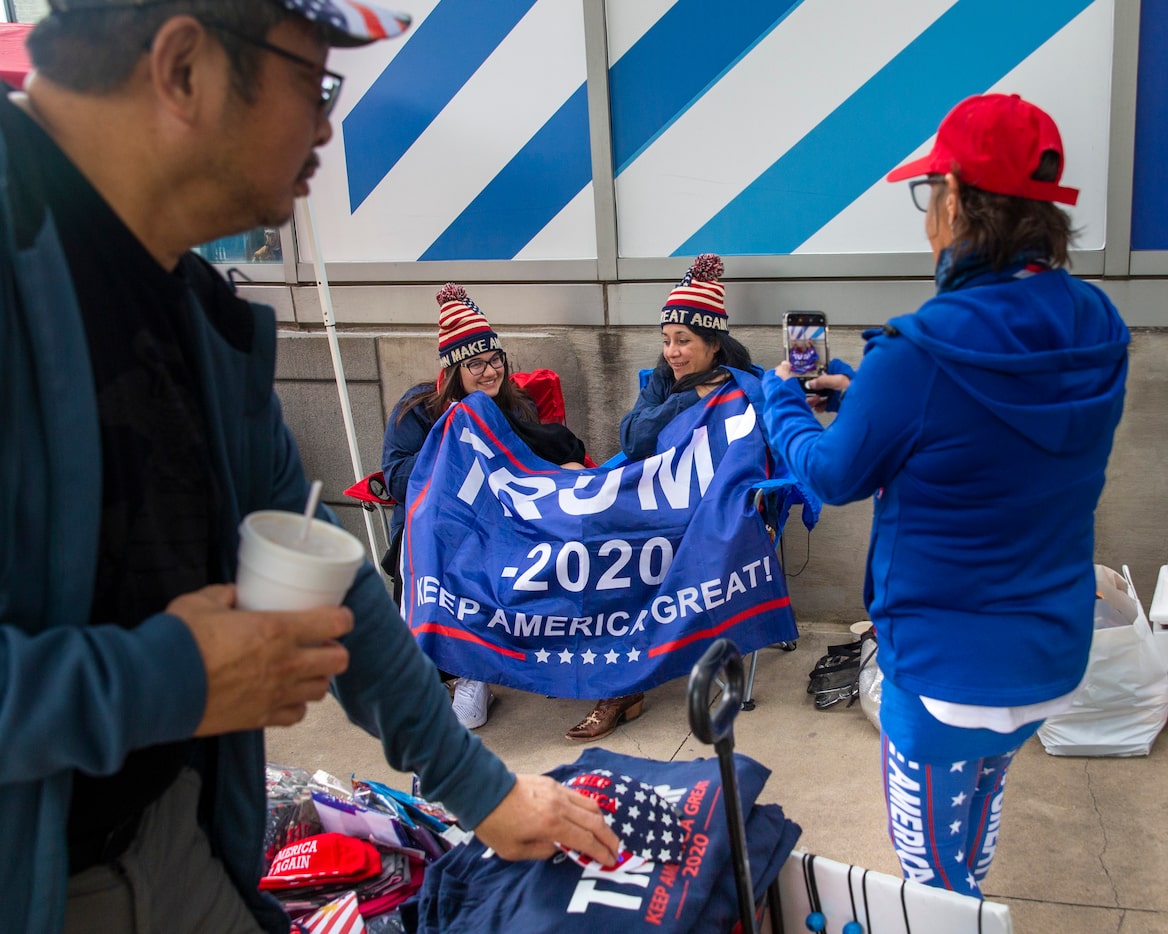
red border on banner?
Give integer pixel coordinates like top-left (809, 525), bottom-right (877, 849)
top-left (647, 597), bottom-right (791, 657)
top-left (413, 622), bottom-right (527, 660)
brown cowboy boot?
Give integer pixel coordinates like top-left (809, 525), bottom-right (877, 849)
top-left (565, 693), bottom-right (645, 742)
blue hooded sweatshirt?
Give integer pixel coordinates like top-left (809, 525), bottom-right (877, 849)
top-left (762, 254), bottom-right (1129, 706)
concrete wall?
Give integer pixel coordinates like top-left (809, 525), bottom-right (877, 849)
top-left (272, 320), bottom-right (1168, 624)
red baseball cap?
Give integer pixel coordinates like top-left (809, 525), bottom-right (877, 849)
top-left (886, 93), bottom-right (1079, 206)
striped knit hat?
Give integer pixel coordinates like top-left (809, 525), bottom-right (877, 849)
top-left (660, 254), bottom-right (728, 333)
top-left (436, 283), bottom-right (501, 369)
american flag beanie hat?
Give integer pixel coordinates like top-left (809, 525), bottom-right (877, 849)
top-left (49, 0), bottom-right (411, 47)
top-left (436, 283), bottom-right (502, 369)
top-left (660, 253), bottom-right (729, 333)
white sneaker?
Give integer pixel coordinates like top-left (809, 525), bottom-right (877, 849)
top-left (451, 679), bottom-right (494, 729)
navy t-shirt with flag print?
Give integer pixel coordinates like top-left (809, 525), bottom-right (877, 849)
top-left (414, 748), bottom-right (800, 932)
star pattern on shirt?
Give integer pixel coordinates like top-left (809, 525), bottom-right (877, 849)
top-left (560, 770), bottom-right (684, 864)
top-left (950, 761), bottom-right (966, 773)
top-left (581, 649), bottom-right (597, 664)
top-left (558, 648), bottom-right (574, 664)
top-left (949, 820), bottom-right (962, 835)
top-left (951, 792), bottom-right (967, 807)
top-left (966, 872), bottom-right (977, 890)
top-left (535, 648), bottom-right (550, 663)
top-left (981, 766), bottom-right (995, 777)
top-left (955, 849), bottom-right (965, 863)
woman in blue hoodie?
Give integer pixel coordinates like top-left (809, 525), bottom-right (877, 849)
top-left (762, 94), bottom-right (1129, 897)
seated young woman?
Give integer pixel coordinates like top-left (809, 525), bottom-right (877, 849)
top-left (619, 253), bottom-right (756, 461)
top-left (382, 283), bottom-right (587, 729)
top-left (568, 253), bottom-right (757, 742)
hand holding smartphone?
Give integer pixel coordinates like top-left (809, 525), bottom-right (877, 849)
top-left (782, 311), bottom-right (831, 395)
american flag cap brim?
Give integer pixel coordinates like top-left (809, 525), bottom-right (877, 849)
top-left (48, 0), bottom-right (411, 47)
top-left (278, 0), bottom-right (411, 47)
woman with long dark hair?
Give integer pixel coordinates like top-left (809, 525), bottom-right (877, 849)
top-left (568, 254), bottom-right (761, 742)
top-left (382, 283), bottom-right (585, 728)
top-left (619, 253), bottom-right (755, 461)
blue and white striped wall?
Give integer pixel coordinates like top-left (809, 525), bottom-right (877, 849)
top-left (303, 0), bottom-right (1157, 268)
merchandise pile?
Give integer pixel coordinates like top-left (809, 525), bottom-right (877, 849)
top-left (264, 765), bottom-right (463, 933)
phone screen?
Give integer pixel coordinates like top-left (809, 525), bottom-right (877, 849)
top-left (784, 313), bottom-right (830, 390)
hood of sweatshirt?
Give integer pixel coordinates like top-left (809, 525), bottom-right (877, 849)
top-left (880, 262), bottom-right (1129, 454)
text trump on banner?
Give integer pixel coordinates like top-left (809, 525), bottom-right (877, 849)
top-left (403, 374), bottom-right (798, 698)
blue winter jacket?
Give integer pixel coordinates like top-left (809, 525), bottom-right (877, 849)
top-left (621, 367), bottom-right (769, 460)
top-left (0, 133), bottom-right (513, 931)
top-left (762, 259), bottom-right (1129, 706)
top-left (381, 385), bottom-right (436, 542)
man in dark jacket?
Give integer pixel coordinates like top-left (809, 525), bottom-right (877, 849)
top-left (0, 2), bottom-right (617, 931)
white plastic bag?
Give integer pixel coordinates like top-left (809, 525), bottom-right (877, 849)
top-left (1038, 566), bottom-right (1168, 757)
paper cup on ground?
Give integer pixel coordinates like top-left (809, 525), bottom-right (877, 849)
top-left (236, 511), bottom-right (365, 611)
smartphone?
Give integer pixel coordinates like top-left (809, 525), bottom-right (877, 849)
top-left (782, 311), bottom-right (830, 395)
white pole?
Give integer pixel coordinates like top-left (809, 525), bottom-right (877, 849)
top-left (300, 194), bottom-right (380, 562)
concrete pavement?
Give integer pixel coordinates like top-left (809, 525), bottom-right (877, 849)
top-left (265, 624), bottom-right (1168, 933)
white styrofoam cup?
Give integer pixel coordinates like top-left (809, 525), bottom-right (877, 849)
top-left (236, 510), bottom-right (365, 611)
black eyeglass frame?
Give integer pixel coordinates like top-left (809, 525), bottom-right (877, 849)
top-left (202, 19), bottom-right (344, 117)
top-left (908, 177), bottom-right (946, 212)
top-left (460, 350), bottom-right (508, 377)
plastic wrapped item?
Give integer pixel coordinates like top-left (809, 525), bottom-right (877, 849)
top-left (856, 634), bottom-right (882, 732)
top-left (265, 764), bottom-right (325, 864)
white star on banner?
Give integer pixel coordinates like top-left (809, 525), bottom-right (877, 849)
top-left (949, 820), bottom-right (962, 835)
top-left (627, 648), bottom-right (641, 662)
top-left (581, 649), bottom-right (597, 664)
top-left (558, 648), bottom-right (574, 664)
top-left (622, 823), bottom-right (634, 836)
top-left (950, 761), bottom-right (966, 773)
top-left (605, 649), bottom-right (620, 664)
top-left (951, 792), bottom-right (967, 807)
top-left (662, 830), bottom-right (673, 844)
top-left (634, 790), bottom-right (646, 802)
top-left (658, 849), bottom-right (672, 863)
top-left (535, 648), bottom-right (550, 663)
top-left (627, 805), bottom-right (641, 819)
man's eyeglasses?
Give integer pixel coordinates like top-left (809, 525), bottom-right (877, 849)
top-left (461, 351), bottom-right (507, 377)
top-left (203, 20), bottom-right (344, 117)
top-left (909, 177), bottom-right (946, 212)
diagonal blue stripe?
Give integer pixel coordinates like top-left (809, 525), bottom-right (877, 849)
top-left (421, 0), bottom-right (794, 261)
top-left (341, 0), bottom-right (537, 213)
top-left (609, 0), bottom-right (803, 174)
top-left (676, 0), bottom-right (1095, 257)
top-left (420, 87), bottom-right (590, 261)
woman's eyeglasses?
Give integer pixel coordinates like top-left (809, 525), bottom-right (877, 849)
top-left (909, 177), bottom-right (946, 212)
top-left (461, 351), bottom-right (507, 376)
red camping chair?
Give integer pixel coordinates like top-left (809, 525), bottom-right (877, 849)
top-left (512, 368), bottom-right (597, 467)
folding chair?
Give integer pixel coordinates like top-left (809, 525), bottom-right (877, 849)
top-left (342, 471), bottom-right (401, 599)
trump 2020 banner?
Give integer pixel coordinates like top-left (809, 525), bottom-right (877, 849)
top-left (402, 377), bottom-right (798, 698)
